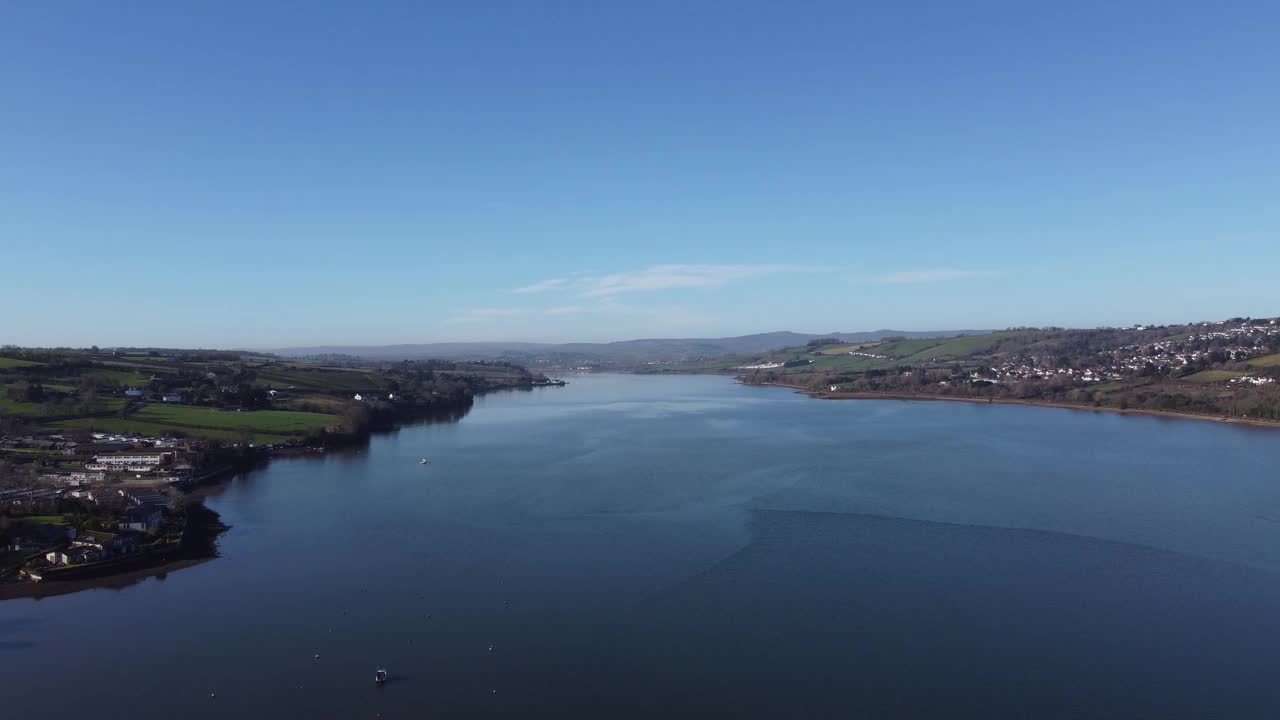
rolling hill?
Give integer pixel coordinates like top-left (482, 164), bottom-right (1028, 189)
top-left (274, 330), bottom-right (990, 365)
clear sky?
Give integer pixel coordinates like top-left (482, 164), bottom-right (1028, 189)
top-left (3, 1), bottom-right (1277, 348)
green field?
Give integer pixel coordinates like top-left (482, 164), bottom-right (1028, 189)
top-left (1184, 370), bottom-right (1241, 383)
top-left (0, 397), bottom-right (50, 416)
top-left (893, 332), bottom-right (1026, 363)
top-left (97, 359), bottom-right (179, 372)
top-left (50, 417), bottom-right (293, 444)
top-left (15, 515), bottom-right (67, 525)
top-left (815, 342), bottom-right (881, 355)
top-left (278, 396), bottom-right (349, 413)
top-left (788, 354), bottom-right (881, 373)
top-left (254, 366), bottom-right (383, 393)
top-left (133, 405), bottom-right (335, 434)
top-left (0, 395), bottom-right (127, 417)
top-left (1248, 353), bottom-right (1280, 368)
top-left (0, 357), bottom-right (43, 368)
top-left (89, 369), bottom-right (155, 386)
top-left (788, 332), bottom-right (1029, 373)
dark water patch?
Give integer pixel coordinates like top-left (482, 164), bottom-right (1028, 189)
top-left (619, 510), bottom-right (1280, 717)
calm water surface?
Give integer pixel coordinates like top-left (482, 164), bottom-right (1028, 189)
top-left (6, 374), bottom-right (1280, 718)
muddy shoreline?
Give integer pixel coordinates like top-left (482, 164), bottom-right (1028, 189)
top-left (746, 381), bottom-right (1280, 430)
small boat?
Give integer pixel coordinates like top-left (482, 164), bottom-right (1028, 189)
top-left (419, 458), bottom-right (428, 465)
top-left (375, 668), bottom-right (388, 685)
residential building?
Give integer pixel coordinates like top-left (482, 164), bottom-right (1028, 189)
top-left (91, 451), bottom-right (174, 468)
top-left (118, 505), bottom-right (163, 532)
top-left (125, 488), bottom-right (169, 508)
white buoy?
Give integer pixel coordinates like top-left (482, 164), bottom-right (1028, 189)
top-left (210, 692), bottom-right (216, 698)
top-left (314, 653), bottom-right (320, 659)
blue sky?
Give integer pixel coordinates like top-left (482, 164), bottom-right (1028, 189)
top-left (3, 1), bottom-right (1277, 348)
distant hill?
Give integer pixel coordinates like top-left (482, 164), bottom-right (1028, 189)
top-left (274, 330), bottom-right (989, 365)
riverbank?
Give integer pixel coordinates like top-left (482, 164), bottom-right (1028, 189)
top-left (0, 500), bottom-right (228, 600)
top-left (0, 557), bottom-right (214, 601)
top-left (748, 381), bottom-right (1280, 430)
top-left (0, 383), bottom-right (565, 600)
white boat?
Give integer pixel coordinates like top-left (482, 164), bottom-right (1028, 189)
top-left (375, 668), bottom-right (388, 685)
top-left (419, 458), bottom-right (428, 465)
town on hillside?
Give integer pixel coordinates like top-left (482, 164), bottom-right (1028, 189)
top-left (650, 318), bottom-right (1280, 421)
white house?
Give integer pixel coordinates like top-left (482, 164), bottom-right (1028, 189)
top-left (45, 546), bottom-right (101, 566)
top-left (92, 451), bottom-right (174, 467)
top-left (124, 388), bottom-right (145, 398)
top-left (162, 394), bottom-right (184, 403)
top-left (353, 393), bottom-right (382, 402)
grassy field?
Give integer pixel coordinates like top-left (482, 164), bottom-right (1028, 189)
top-left (0, 396), bottom-right (127, 417)
top-left (50, 417), bottom-right (293, 444)
top-left (1248, 353), bottom-right (1280, 368)
top-left (0, 397), bottom-right (50, 416)
top-left (16, 515), bottom-right (67, 525)
top-left (97, 359), bottom-right (179, 373)
top-left (815, 342), bottom-right (881, 355)
top-left (0, 357), bottom-right (43, 368)
top-left (1184, 370), bottom-right (1241, 383)
top-left (872, 337), bottom-right (947, 359)
top-left (133, 405), bottom-right (335, 434)
top-left (788, 354), bottom-right (882, 373)
top-left (254, 366), bottom-right (383, 393)
top-left (277, 396), bottom-right (349, 413)
top-left (437, 365), bottom-right (532, 382)
top-left (88, 369), bottom-right (155, 387)
top-left (894, 331), bottom-right (1027, 363)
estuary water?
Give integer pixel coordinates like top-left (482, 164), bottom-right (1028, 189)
top-left (5, 373), bottom-right (1280, 718)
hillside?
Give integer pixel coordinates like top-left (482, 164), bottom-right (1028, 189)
top-left (696, 319), bottom-right (1280, 422)
top-left (274, 329), bottom-right (990, 367)
top-left (0, 349), bottom-right (551, 462)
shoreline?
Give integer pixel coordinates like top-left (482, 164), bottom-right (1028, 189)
top-left (0, 382), bottom-right (562, 601)
top-left (746, 381), bottom-right (1280, 430)
top-left (0, 557), bottom-right (213, 601)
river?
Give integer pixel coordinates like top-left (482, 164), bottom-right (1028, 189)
top-left (5, 373), bottom-right (1280, 717)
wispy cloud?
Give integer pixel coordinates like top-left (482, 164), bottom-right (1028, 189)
top-left (446, 307), bottom-right (531, 323)
top-left (451, 298), bottom-right (714, 331)
top-left (878, 268), bottom-right (995, 285)
top-left (510, 264), bottom-right (818, 299)
top-left (577, 263), bottom-right (816, 297)
top-left (511, 278), bottom-right (569, 294)
top-left (543, 305), bottom-right (586, 316)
